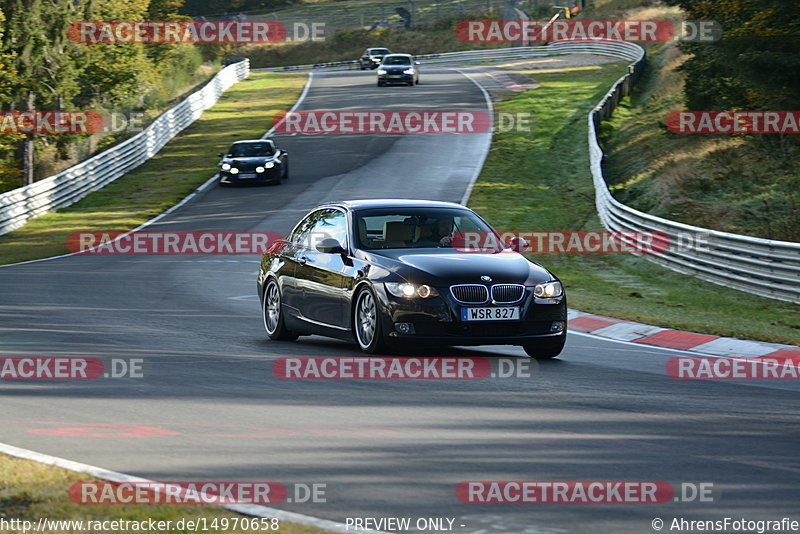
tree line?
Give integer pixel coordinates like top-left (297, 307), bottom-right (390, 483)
top-left (665, 0), bottom-right (800, 112)
top-left (0, 0), bottom-right (203, 188)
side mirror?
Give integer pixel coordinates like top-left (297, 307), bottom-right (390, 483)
top-left (504, 236), bottom-right (530, 252)
top-left (217, 152), bottom-right (224, 157)
top-left (316, 238), bottom-right (346, 254)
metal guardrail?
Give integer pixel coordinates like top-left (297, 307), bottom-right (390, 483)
top-left (0, 59), bottom-right (250, 236)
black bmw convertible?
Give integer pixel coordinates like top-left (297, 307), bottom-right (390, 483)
top-left (257, 199), bottom-right (567, 358)
top-left (217, 139), bottom-right (288, 186)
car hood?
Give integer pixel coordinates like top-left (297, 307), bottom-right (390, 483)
top-left (362, 249), bottom-right (554, 286)
top-left (381, 65), bottom-right (411, 70)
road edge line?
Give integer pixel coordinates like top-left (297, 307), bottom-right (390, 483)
top-left (453, 69), bottom-right (493, 207)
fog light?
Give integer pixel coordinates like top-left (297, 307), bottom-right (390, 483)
top-left (551, 321), bottom-right (565, 333)
top-left (395, 322), bottom-right (415, 335)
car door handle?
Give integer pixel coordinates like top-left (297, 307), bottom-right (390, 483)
top-left (297, 256), bottom-right (308, 265)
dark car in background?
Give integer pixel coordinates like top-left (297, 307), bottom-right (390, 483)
top-left (376, 54), bottom-right (420, 86)
top-left (359, 47), bottom-right (392, 69)
top-left (257, 199), bottom-right (567, 357)
top-left (217, 140), bottom-right (288, 186)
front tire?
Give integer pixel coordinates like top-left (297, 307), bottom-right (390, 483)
top-left (353, 286), bottom-right (389, 354)
top-left (263, 279), bottom-right (298, 341)
top-left (522, 334), bottom-right (566, 360)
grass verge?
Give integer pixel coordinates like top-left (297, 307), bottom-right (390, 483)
top-left (0, 453), bottom-right (330, 534)
top-left (468, 62), bottom-right (800, 345)
top-left (0, 71), bottom-right (307, 266)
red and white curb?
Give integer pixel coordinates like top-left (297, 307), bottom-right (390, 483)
top-left (568, 309), bottom-right (800, 361)
top-left (487, 70), bottom-right (526, 92)
top-left (0, 441), bottom-right (381, 534)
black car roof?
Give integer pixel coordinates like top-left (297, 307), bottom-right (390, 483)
top-left (319, 199), bottom-right (469, 211)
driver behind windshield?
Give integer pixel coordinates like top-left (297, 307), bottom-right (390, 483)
top-left (411, 216), bottom-right (455, 247)
top-left (430, 217), bottom-right (455, 246)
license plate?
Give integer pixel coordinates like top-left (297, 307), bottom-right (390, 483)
top-left (238, 173), bottom-right (257, 179)
top-left (461, 307), bottom-right (520, 321)
top-left (389, 75), bottom-right (401, 78)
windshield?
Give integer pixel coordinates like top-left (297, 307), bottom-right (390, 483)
top-left (228, 142), bottom-right (274, 157)
top-left (369, 49), bottom-right (390, 55)
top-left (355, 208), bottom-right (495, 250)
top-left (382, 56), bottom-right (411, 65)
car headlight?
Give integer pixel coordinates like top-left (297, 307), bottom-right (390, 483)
top-left (533, 281), bottom-right (563, 298)
top-left (221, 163), bottom-right (231, 171)
top-left (403, 68), bottom-right (414, 74)
top-left (385, 282), bottom-right (439, 299)
top-left (230, 167), bottom-right (239, 174)
top-left (265, 161), bottom-right (275, 168)
top-left (377, 69), bottom-right (387, 75)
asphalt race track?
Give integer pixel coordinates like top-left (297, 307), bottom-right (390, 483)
top-left (1, 68), bottom-right (799, 534)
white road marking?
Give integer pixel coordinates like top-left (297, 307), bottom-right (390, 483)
top-left (453, 68), bottom-right (494, 206)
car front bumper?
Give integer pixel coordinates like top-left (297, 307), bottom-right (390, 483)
top-left (375, 285), bottom-right (567, 345)
top-left (378, 73), bottom-right (414, 84)
top-left (219, 167), bottom-right (281, 184)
